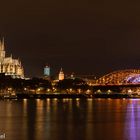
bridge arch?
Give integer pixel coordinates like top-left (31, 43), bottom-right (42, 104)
top-left (97, 69), bottom-right (140, 85)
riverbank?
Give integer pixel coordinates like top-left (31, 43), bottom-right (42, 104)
top-left (0, 93), bottom-right (139, 99)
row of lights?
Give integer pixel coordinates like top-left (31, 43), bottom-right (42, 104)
top-left (24, 87), bottom-right (92, 94)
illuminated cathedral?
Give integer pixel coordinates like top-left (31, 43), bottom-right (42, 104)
top-left (0, 38), bottom-right (24, 78)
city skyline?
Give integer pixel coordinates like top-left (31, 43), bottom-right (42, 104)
top-left (0, 0), bottom-right (140, 77)
top-left (0, 1), bottom-right (140, 140)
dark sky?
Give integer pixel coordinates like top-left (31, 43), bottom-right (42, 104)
top-left (0, 0), bottom-right (140, 77)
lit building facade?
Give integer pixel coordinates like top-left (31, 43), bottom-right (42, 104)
top-left (59, 68), bottom-right (64, 80)
top-left (0, 38), bottom-right (24, 78)
top-left (44, 65), bottom-right (50, 79)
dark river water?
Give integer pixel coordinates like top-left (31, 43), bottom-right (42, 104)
top-left (0, 98), bottom-right (140, 140)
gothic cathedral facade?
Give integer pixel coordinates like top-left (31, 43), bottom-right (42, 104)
top-left (0, 38), bottom-right (24, 78)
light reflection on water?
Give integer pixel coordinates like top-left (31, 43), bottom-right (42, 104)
top-left (0, 99), bottom-right (140, 139)
top-left (124, 99), bottom-right (140, 140)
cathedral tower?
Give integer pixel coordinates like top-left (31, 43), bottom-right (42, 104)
top-left (0, 38), bottom-right (5, 59)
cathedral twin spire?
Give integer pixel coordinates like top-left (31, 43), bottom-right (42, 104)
top-left (0, 38), bottom-right (5, 51)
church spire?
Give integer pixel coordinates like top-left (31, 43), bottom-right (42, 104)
top-left (60, 67), bottom-right (63, 72)
top-left (0, 39), bottom-right (2, 49)
top-left (59, 68), bottom-right (64, 80)
top-left (2, 37), bottom-right (4, 51)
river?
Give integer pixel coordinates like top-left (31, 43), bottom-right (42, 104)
top-left (0, 98), bottom-right (139, 140)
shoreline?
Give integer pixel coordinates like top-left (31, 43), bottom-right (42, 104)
top-left (0, 93), bottom-right (139, 99)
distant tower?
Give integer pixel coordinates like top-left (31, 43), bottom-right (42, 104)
top-left (70, 72), bottom-right (75, 79)
top-left (59, 68), bottom-right (64, 81)
top-left (0, 38), bottom-right (5, 59)
top-left (44, 65), bottom-right (50, 79)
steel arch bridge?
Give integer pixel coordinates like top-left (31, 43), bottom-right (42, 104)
top-left (97, 69), bottom-right (140, 85)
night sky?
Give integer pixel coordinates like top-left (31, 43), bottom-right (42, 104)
top-left (0, 0), bottom-right (140, 77)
